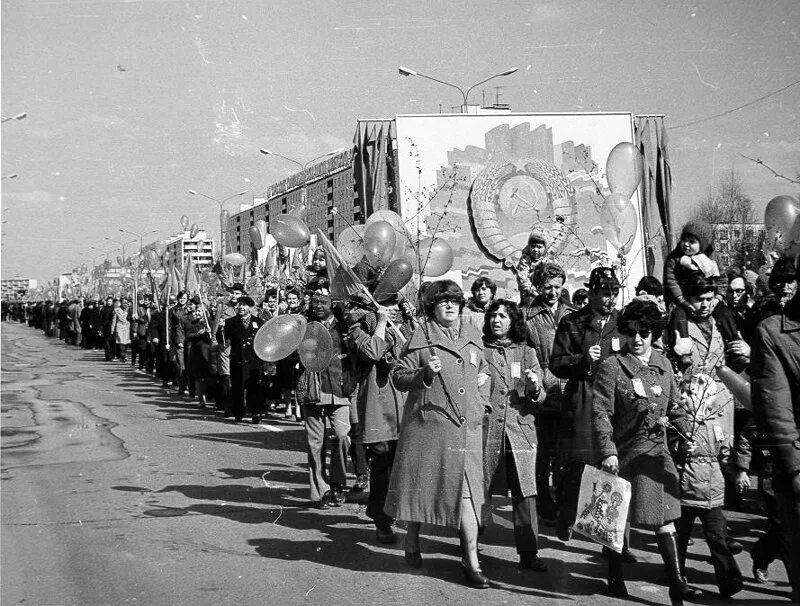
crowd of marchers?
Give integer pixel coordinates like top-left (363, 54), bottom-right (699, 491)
top-left (3, 218), bottom-right (799, 605)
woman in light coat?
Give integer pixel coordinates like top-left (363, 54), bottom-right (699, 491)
top-left (386, 280), bottom-right (492, 589)
top-left (482, 299), bottom-right (547, 572)
top-left (111, 299), bottom-right (132, 362)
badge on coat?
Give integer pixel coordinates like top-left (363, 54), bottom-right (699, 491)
top-left (470, 349), bottom-right (478, 367)
top-left (511, 362), bottom-right (521, 379)
top-left (611, 337), bottom-right (621, 352)
top-left (631, 378), bottom-right (647, 398)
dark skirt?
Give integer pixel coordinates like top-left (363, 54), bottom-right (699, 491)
top-left (621, 452), bottom-right (681, 529)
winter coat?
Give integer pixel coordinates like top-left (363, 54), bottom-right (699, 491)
top-left (550, 305), bottom-right (623, 462)
top-left (111, 308), bottom-right (131, 344)
top-left (671, 406), bottom-right (730, 510)
top-left (462, 299), bottom-right (489, 331)
top-left (483, 340), bottom-right (545, 499)
top-left (169, 304), bottom-right (189, 348)
top-left (214, 304), bottom-right (238, 376)
top-left (592, 349), bottom-right (686, 527)
top-left (385, 320), bottom-right (490, 528)
top-left (666, 317), bottom-right (735, 444)
top-left (295, 315), bottom-right (357, 406)
top-left (663, 244), bottom-right (721, 307)
top-left (223, 313), bottom-right (265, 382)
top-left (751, 294), bottom-right (800, 479)
top-left (525, 297), bottom-right (574, 416)
top-left (348, 310), bottom-right (411, 444)
top-left (134, 307), bottom-right (151, 339)
top-left (67, 302), bottom-right (82, 334)
top-left (100, 304), bottom-right (115, 336)
top-left (516, 249), bottom-right (545, 303)
top-left (185, 315), bottom-right (214, 378)
top-left (147, 310), bottom-right (166, 344)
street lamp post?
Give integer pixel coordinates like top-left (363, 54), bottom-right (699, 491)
top-left (397, 66), bottom-right (519, 112)
top-left (90, 246), bottom-right (113, 262)
top-left (187, 189), bottom-right (248, 258)
top-left (119, 228), bottom-right (158, 259)
top-left (104, 236), bottom-right (136, 264)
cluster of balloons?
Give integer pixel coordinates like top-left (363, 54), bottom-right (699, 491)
top-left (764, 194), bottom-right (800, 260)
top-left (252, 315), bottom-right (335, 372)
top-left (600, 142), bottom-right (642, 256)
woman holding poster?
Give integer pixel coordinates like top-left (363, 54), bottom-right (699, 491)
top-left (592, 298), bottom-right (701, 605)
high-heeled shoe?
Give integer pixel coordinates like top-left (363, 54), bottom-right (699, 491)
top-left (404, 551), bottom-right (422, 568)
top-left (461, 562), bottom-right (490, 589)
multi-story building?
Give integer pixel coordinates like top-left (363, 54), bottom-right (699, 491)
top-left (2, 277), bottom-right (37, 300)
top-left (140, 230), bottom-right (215, 271)
top-left (712, 222), bottom-right (766, 268)
top-left (226, 149), bottom-right (359, 257)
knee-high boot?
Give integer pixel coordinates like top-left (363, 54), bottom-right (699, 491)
top-left (656, 531), bottom-right (703, 606)
top-left (603, 547), bottom-right (628, 598)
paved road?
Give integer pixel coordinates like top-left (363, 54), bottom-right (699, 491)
top-left (1, 321), bottom-right (792, 605)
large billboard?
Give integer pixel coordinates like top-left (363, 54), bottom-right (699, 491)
top-left (395, 112), bottom-right (646, 299)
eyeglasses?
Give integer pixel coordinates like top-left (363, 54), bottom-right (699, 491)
top-left (435, 297), bottom-right (461, 307)
top-left (730, 288), bottom-right (746, 294)
top-left (621, 328), bottom-right (652, 339)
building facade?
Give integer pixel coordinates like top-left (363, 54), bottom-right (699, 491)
top-left (2, 277), bottom-right (37, 300)
top-left (226, 149), bottom-right (361, 257)
top-left (140, 230), bottom-right (215, 271)
top-left (712, 222), bottom-right (766, 269)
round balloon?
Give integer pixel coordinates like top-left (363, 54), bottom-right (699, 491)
top-left (599, 193), bottom-right (639, 255)
top-left (270, 214), bottom-right (310, 248)
top-left (418, 238), bottom-right (454, 277)
top-left (249, 225), bottom-right (264, 250)
top-left (297, 321), bottom-right (334, 371)
top-left (338, 224), bottom-right (367, 266)
top-left (116, 256), bottom-right (123, 266)
top-left (253, 314), bottom-right (307, 362)
top-left (190, 223), bottom-right (199, 239)
top-left (222, 252), bottom-right (246, 267)
top-left (764, 195), bottom-right (800, 252)
top-left (180, 215), bottom-right (189, 230)
top-left (606, 142), bottom-right (643, 199)
top-left (366, 210), bottom-right (410, 261)
top-left (374, 258), bottom-right (414, 302)
top-left (255, 219), bottom-right (268, 243)
top-left (364, 220), bottom-right (396, 268)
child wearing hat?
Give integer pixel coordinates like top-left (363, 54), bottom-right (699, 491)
top-left (516, 227), bottom-right (550, 304)
top-left (663, 220), bottom-right (739, 370)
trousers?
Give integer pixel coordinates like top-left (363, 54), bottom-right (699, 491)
top-left (365, 440), bottom-right (396, 529)
top-left (302, 403), bottom-right (350, 502)
top-left (675, 505), bottom-right (742, 590)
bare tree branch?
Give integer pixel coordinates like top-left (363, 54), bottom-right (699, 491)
top-left (739, 153), bottom-right (800, 185)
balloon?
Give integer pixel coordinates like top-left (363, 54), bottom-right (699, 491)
top-left (717, 365), bottom-right (751, 411)
top-left (606, 142), bottom-right (643, 198)
top-left (220, 209), bottom-right (230, 225)
top-left (366, 210), bottom-right (410, 261)
top-left (154, 239), bottom-right (167, 256)
top-left (189, 223), bottom-right (199, 239)
top-left (373, 258), bottom-right (414, 303)
top-left (116, 256), bottom-right (123, 266)
top-left (289, 204), bottom-right (308, 220)
top-left (222, 252), bottom-right (246, 267)
top-left (418, 237), bottom-right (454, 277)
top-left (785, 216), bottom-right (800, 260)
top-left (253, 314), bottom-right (307, 362)
top-left (180, 215), bottom-right (189, 230)
top-left (297, 321), bottom-right (334, 371)
top-left (364, 220), bottom-right (396, 268)
top-left (270, 214), bottom-right (310, 248)
top-left (599, 193), bottom-right (639, 255)
top-left (249, 226), bottom-right (264, 250)
top-left (764, 195), bottom-right (800, 253)
top-left (338, 224), bottom-right (367, 266)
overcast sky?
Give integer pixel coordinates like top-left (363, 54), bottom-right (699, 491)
top-left (2, 0), bottom-right (799, 283)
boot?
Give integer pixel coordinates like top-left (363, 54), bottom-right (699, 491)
top-left (656, 531), bottom-right (703, 605)
top-left (603, 547), bottom-right (628, 598)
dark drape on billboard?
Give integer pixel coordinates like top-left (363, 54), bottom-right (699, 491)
top-left (352, 120), bottom-right (398, 220)
top-left (634, 115), bottom-right (673, 277)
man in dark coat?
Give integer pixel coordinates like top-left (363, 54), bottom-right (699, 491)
top-left (525, 262), bottom-right (573, 520)
top-left (751, 259), bottom-right (800, 602)
top-left (222, 295), bottom-right (264, 423)
top-left (147, 305), bottom-right (170, 386)
top-left (99, 296), bottom-right (116, 360)
top-left (80, 301), bottom-right (96, 349)
top-left (549, 266), bottom-right (623, 540)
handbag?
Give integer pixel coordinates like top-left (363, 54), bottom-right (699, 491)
top-left (571, 465), bottom-right (631, 553)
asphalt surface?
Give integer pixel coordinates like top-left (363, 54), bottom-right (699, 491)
top-left (1, 320), bottom-right (792, 605)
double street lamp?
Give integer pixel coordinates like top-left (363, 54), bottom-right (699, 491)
top-left (188, 189), bottom-right (249, 257)
top-left (104, 236), bottom-right (136, 264)
top-left (259, 147), bottom-right (346, 204)
top-left (119, 228), bottom-right (158, 258)
top-left (397, 66), bottom-right (519, 112)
